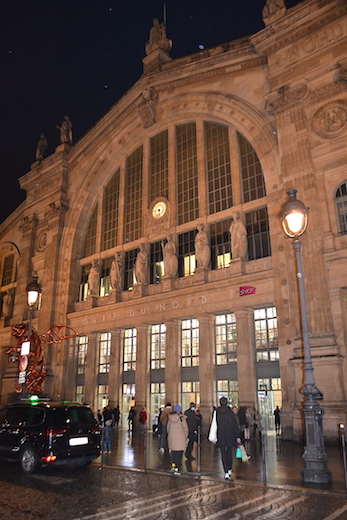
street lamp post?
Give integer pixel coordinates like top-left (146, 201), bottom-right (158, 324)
top-left (280, 188), bottom-right (332, 485)
top-left (19, 275), bottom-right (42, 399)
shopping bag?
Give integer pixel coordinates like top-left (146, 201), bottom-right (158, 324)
top-left (235, 447), bottom-right (242, 459)
top-left (240, 444), bottom-right (250, 462)
top-left (208, 411), bottom-right (217, 443)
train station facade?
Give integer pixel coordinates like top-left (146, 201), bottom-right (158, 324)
top-left (0, 0), bottom-right (346, 442)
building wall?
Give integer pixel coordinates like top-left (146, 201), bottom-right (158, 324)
top-left (0, 0), bottom-right (346, 443)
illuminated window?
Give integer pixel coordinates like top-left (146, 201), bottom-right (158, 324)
top-left (124, 249), bottom-right (138, 290)
top-left (210, 220), bottom-right (231, 269)
top-left (99, 332), bottom-right (111, 373)
top-left (181, 382), bottom-right (200, 412)
top-left (78, 265), bottom-right (89, 302)
top-left (150, 324), bottom-right (166, 369)
top-left (254, 307), bottom-right (278, 362)
top-left (335, 181), bottom-right (347, 234)
top-left (75, 385), bottom-right (85, 404)
top-left (100, 257), bottom-right (112, 297)
top-left (125, 146), bottom-right (143, 242)
top-left (97, 385), bottom-right (109, 411)
top-left (217, 380), bottom-right (239, 407)
top-left (205, 122), bottom-right (232, 214)
top-left (77, 336), bottom-right (88, 375)
top-left (215, 313), bottom-right (237, 364)
top-left (246, 207), bottom-right (271, 260)
top-left (84, 204), bottom-right (98, 258)
top-left (149, 241), bottom-right (164, 284)
top-left (123, 328), bottom-right (136, 371)
top-left (178, 231), bottom-right (196, 277)
top-left (103, 169), bottom-right (120, 250)
top-left (150, 131), bottom-right (168, 200)
top-left (176, 123), bottom-right (198, 225)
top-left (238, 133), bottom-right (266, 203)
top-left (181, 319), bottom-right (199, 367)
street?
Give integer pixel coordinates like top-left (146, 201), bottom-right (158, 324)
top-left (1, 461), bottom-right (347, 520)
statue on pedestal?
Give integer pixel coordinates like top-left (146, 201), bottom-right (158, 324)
top-left (35, 133), bottom-right (47, 161)
top-left (57, 115), bottom-right (73, 145)
top-left (88, 259), bottom-right (100, 296)
top-left (145, 18), bottom-right (172, 56)
top-left (110, 251), bottom-right (123, 291)
top-left (161, 235), bottom-right (178, 277)
top-left (195, 224), bottom-right (211, 269)
top-left (135, 244), bottom-right (149, 284)
top-left (229, 212), bottom-right (248, 261)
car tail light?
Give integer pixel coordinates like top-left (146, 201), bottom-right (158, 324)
top-left (45, 428), bottom-right (67, 438)
top-left (42, 455), bottom-right (57, 463)
top-left (92, 426), bottom-right (101, 434)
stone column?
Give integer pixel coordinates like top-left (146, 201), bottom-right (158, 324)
top-left (198, 314), bottom-right (215, 430)
top-left (108, 329), bottom-right (122, 409)
top-left (234, 308), bottom-right (256, 409)
top-left (165, 320), bottom-right (180, 405)
top-left (135, 324), bottom-right (149, 410)
top-left (84, 333), bottom-right (98, 409)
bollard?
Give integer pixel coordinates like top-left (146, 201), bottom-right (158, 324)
top-left (143, 428), bottom-right (147, 470)
top-left (340, 424), bottom-right (347, 490)
top-left (197, 425), bottom-right (201, 474)
top-left (261, 431), bottom-right (267, 482)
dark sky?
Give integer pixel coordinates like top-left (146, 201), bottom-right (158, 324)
top-left (0, 0), bottom-right (301, 225)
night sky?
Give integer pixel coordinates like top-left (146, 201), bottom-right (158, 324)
top-left (1, 0), bottom-right (301, 224)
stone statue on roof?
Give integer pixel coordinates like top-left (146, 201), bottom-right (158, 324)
top-left (262, 0), bottom-right (286, 26)
top-left (145, 18), bottom-right (172, 56)
top-left (35, 133), bottom-right (47, 162)
top-left (57, 115), bottom-right (73, 145)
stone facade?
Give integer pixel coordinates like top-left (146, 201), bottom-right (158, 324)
top-left (0, 0), bottom-right (346, 443)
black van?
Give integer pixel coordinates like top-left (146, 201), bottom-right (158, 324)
top-left (0, 401), bottom-right (101, 473)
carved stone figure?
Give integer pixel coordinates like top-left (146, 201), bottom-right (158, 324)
top-left (161, 235), bottom-right (178, 277)
top-left (110, 251), bottom-right (123, 291)
top-left (57, 115), bottom-right (73, 145)
top-left (1, 290), bottom-right (12, 318)
top-left (88, 259), bottom-right (100, 296)
top-left (135, 243), bottom-right (149, 284)
top-left (145, 18), bottom-right (172, 56)
top-left (195, 224), bottom-right (211, 269)
top-left (229, 212), bottom-right (248, 261)
top-left (35, 133), bottom-right (47, 161)
top-left (139, 88), bottom-right (158, 128)
top-left (262, 0), bottom-right (286, 25)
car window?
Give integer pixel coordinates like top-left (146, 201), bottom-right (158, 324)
top-left (0, 408), bottom-right (9, 424)
top-left (28, 407), bottom-right (45, 426)
top-left (52, 407), bottom-right (96, 427)
top-left (9, 407), bottom-right (31, 426)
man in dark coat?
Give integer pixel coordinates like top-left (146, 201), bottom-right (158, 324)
top-left (216, 397), bottom-right (241, 480)
top-left (184, 402), bottom-right (198, 461)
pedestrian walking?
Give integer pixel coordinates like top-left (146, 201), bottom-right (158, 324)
top-left (159, 402), bottom-right (172, 451)
top-left (139, 407), bottom-right (147, 431)
top-left (113, 405), bottom-right (120, 428)
top-left (128, 406), bottom-right (136, 431)
top-left (167, 404), bottom-right (188, 474)
top-left (215, 396), bottom-right (241, 480)
top-left (184, 402), bottom-right (198, 461)
top-left (274, 406), bottom-right (281, 434)
top-left (102, 419), bottom-right (113, 453)
top-left (252, 407), bottom-right (263, 439)
top-left (237, 406), bottom-right (247, 441)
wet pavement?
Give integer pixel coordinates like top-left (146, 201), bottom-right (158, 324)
top-left (0, 429), bottom-right (346, 520)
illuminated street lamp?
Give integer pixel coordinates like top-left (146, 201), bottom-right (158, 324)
top-left (280, 188), bottom-right (331, 485)
top-left (19, 275), bottom-right (42, 398)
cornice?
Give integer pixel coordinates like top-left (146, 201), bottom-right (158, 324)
top-left (254, 3), bottom-right (347, 56)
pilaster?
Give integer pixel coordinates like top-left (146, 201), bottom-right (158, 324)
top-left (84, 333), bottom-right (98, 408)
top-left (234, 308), bottom-right (256, 409)
top-left (165, 320), bottom-right (180, 405)
top-left (198, 314), bottom-right (215, 429)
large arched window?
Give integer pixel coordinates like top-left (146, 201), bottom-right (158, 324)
top-left (335, 181), bottom-right (347, 234)
top-left (0, 244), bottom-right (19, 324)
top-left (78, 121), bottom-right (271, 300)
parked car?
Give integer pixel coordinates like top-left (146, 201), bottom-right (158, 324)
top-left (0, 401), bottom-right (102, 474)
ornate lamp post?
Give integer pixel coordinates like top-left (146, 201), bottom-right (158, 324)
top-left (280, 188), bottom-right (331, 485)
top-left (19, 275), bottom-right (42, 398)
